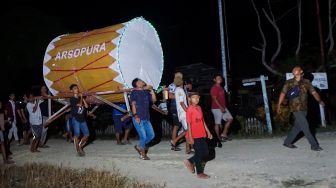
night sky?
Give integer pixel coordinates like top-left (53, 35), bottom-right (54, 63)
top-left (0, 0), bottom-right (329, 101)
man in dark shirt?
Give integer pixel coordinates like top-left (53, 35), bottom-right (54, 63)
top-left (131, 78), bottom-right (156, 160)
top-left (39, 86), bottom-right (50, 147)
top-left (70, 84), bottom-right (90, 157)
top-left (277, 66), bottom-right (325, 151)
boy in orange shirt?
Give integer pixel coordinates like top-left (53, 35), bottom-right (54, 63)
top-left (184, 92), bottom-right (213, 179)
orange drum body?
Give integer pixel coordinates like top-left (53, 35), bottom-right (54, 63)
top-left (43, 17), bottom-right (164, 102)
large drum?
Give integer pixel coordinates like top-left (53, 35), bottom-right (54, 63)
top-left (43, 17), bottom-right (164, 102)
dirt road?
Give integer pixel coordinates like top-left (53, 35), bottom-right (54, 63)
top-left (11, 132), bottom-right (336, 188)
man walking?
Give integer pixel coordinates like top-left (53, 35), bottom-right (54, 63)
top-left (277, 66), bottom-right (324, 151)
top-left (131, 78), bottom-right (156, 160)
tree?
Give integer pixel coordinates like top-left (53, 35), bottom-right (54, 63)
top-left (250, 0), bottom-right (283, 76)
top-left (296, 0), bottom-right (302, 58)
top-left (326, 0), bottom-right (336, 55)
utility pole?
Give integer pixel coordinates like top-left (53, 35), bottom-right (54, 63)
top-left (218, 0), bottom-right (228, 91)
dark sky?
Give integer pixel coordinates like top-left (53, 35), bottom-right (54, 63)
top-left (0, 0), bottom-right (329, 100)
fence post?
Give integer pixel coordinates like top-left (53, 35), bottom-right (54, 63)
top-left (260, 75), bottom-right (272, 134)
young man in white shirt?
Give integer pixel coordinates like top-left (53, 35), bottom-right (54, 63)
top-left (26, 93), bottom-right (43, 152)
top-left (172, 76), bottom-right (192, 154)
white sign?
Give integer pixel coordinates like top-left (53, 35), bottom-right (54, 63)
top-left (286, 72), bottom-right (328, 90)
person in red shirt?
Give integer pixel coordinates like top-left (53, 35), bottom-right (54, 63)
top-left (210, 74), bottom-right (233, 148)
top-left (184, 92), bottom-right (213, 179)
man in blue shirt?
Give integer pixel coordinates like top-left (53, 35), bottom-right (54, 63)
top-left (131, 78), bottom-right (156, 160)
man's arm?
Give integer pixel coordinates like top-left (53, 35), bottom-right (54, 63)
top-left (311, 91), bottom-right (325, 106)
top-left (131, 100), bottom-right (140, 123)
top-left (16, 106), bottom-right (24, 121)
top-left (131, 101), bottom-right (137, 115)
top-left (144, 85), bottom-right (156, 103)
top-left (211, 96), bottom-right (225, 112)
top-left (180, 102), bottom-right (188, 112)
top-left (187, 122), bottom-right (193, 144)
top-left (149, 89), bottom-right (157, 103)
top-left (32, 100), bottom-right (39, 113)
top-left (203, 120), bottom-right (213, 139)
top-left (82, 97), bottom-right (89, 108)
top-left (20, 108), bottom-right (27, 122)
top-left (211, 87), bottom-right (225, 112)
top-left (277, 92), bottom-right (286, 114)
top-left (176, 89), bottom-right (187, 112)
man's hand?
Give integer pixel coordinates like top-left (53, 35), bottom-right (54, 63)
top-left (188, 137), bottom-right (194, 145)
top-left (220, 107), bottom-right (226, 113)
top-left (277, 105), bottom-right (281, 114)
top-left (318, 101), bottom-right (325, 107)
top-left (135, 115), bottom-right (141, 124)
top-left (207, 132), bottom-right (213, 139)
top-left (144, 85), bottom-right (153, 90)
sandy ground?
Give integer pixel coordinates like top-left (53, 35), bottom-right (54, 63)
top-left (10, 132), bottom-right (336, 188)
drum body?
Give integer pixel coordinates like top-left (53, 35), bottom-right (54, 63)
top-left (43, 17), bottom-right (164, 102)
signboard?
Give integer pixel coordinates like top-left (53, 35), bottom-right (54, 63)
top-left (286, 72), bottom-right (328, 90)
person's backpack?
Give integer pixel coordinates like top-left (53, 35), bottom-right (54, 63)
top-left (287, 84), bottom-right (301, 100)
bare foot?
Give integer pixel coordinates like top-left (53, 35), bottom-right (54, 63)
top-left (197, 173), bottom-right (210, 179)
top-left (183, 160), bottom-right (195, 174)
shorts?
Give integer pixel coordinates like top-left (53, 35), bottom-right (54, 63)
top-left (0, 131), bottom-right (4, 142)
top-left (65, 118), bottom-right (73, 132)
top-left (211, 108), bottom-right (233, 125)
top-left (31, 124), bottom-right (43, 139)
top-left (72, 118), bottom-right (90, 137)
top-left (113, 115), bottom-right (133, 134)
top-left (171, 113), bottom-right (181, 127)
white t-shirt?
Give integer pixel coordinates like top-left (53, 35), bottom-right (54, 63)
top-left (26, 101), bottom-right (43, 125)
top-left (175, 87), bottom-right (188, 121)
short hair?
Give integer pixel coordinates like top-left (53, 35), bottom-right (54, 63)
top-left (188, 92), bottom-right (200, 97)
top-left (213, 73), bottom-right (223, 80)
top-left (132, 78), bottom-right (140, 88)
top-left (292, 66), bottom-right (303, 73)
top-left (69, 84), bottom-right (78, 90)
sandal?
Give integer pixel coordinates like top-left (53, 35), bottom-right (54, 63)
top-left (170, 140), bottom-right (181, 151)
top-left (186, 150), bottom-right (194, 155)
top-left (171, 146), bottom-right (181, 151)
top-left (140, 155), bottom-right (150, 160)
top-left (221, 135), bottom-right (232, 141)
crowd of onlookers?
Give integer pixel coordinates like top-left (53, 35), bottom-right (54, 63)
top-left (0, 86), bottom-right (50, 164)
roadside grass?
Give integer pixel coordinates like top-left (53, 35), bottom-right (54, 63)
top-left (0, 163), bottom-right (164, 188)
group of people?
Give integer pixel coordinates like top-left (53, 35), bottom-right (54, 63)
top-left (1, 66), bottom-right (325, 180)
top-left (0, 86), bottom-right (50, 164)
